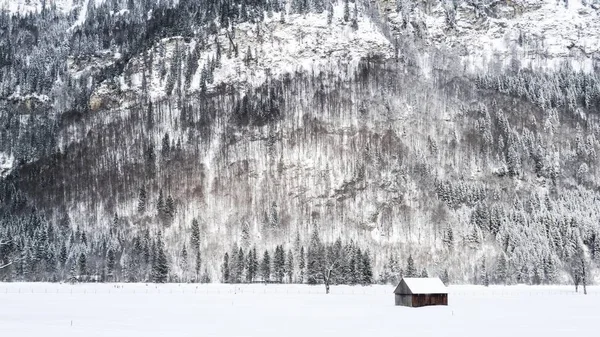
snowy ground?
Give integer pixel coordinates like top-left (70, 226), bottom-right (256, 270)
top-left (0, 283), bottom-right (598, 337)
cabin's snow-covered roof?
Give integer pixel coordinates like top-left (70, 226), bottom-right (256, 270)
top-left (394, 277), bottom-right (448, 294)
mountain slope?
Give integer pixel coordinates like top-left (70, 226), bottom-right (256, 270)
top-left (1, 0), bottom-right (600, 285)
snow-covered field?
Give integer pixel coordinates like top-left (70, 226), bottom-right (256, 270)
top-left (1, 284), bottom-right (598, 336)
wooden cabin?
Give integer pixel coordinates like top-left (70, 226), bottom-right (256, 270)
top-left (393, 277), bottom-right (448, 307)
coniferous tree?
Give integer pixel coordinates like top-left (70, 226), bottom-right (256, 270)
top-left (107, 248), bottom-right (116, 281)
top-left (294, 232), bottom-right (302, 261)
top-left (191, 219), bottom-right (200, 252)
top-left (441, 269), bottom-right (450, 285)
top-left (593, 238), bottom-right (600, 262)
top-left (388, 254), bottom-right (399, 283)
top-left (298, 246), bottom-right (305, 283)
top-left (121, 255), bottom-right (130, 283)
top-left (78, 253), bottom-right (87, 279)
top-left (443, 227), bottom-right (454, 250)
top-left (532, 267), bottom-right (541, 285)
top-left (268, 202), bottom-right (279, 232)
top-left (353, 247), bottom-right (363, 284)
top-left (157, 190), bottom-right (165, 218)
top-left (45, 246), bottom-right (57, 278)
top-left (481, 259), bottom-right (489, 286)
top-left (165, 196), bottom-right (175, 224)
top-left (343, 0), bottom-right (350, 22)
top-left (201, 268), bottom-right (211, 284)
top-left (347, 245), bottom-right (357, 284)
top-left (138, 187), bottom-right (147, 213)
top-left (153, 232), bottom-right (169, 283)
top-left (222, 252), bottom-right (230, 283)
top-left (240, 222), bottom-right (251, 249)
top-left (274, 245), bottom-right (285, 283)
top-left (245, 251), bottom-right (253, 283)
top-left (236, 248), bottom-right (245, 283)
top-left (58, 213), bottom-right (71, 233)
top-left (68, 264), bottom-right (78, 284)
top-left (180, 245), bottom-right (188, 281)
top-left (21, 247), bottom-right (32, 281)
top-left (246, 247), bottom-right (258, 283)
top-left (286, 249), bottom-right (294, 283)
top-left (581, 258), bottom-right (587, 295)
top-left (161, 133), bottom-right (170, 159)
top-left (420, 268), bottom-right (429, 278)
top-left (378, 261), bottom-right (391, 284)
top-left (406, 254), bottom-right (417, 277)
top-left (306, 230), bottom-right (324, 285)
top-left (58, 242), bottom-right (68, 268)
top-left (111, 213), bottom-right (119, 233)
top-left (145, 143), bottom-right (156, 178)
top-left (496, 253), bottom-right (508, 284)
top-left (195, 250), bottom-right (202, 283)
top-left (361, 250), bottom-right (373, 285)
top-left (351, 2), bottom-right (358, 30)
top-left (260, 250), bottom-right (271, 282)
top-left (244, 46), bottom-right (252, 66)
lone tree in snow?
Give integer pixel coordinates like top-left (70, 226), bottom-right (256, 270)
top-left (306, 230), bottom-right (346, 294)
top-left (571, 244), bottom-right (587, 294)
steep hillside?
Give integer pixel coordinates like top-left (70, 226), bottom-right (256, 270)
top-left (1, 0), bottom-right (600, 285)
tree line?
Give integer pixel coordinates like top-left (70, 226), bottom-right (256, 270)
top-left (220, 232), bottom-right (374, 293)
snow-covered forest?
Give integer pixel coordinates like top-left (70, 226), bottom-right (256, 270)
top-left (1, 0), bottom-right (600, 285)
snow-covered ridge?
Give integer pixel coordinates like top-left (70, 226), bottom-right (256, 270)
top-left (388, 0), bottom-right (600, 73)
top-left (0, 0), bottom-right (77, 14)
top-left (98, 3), bottom-right (393, 102)
top-left (208, 5), bottom-right (393, 91)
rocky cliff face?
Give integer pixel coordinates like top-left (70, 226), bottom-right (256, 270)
top-left (1, 0), bottom-right (600, 284)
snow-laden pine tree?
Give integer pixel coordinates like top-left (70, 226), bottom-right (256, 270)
top-left (260, 250), bottom-right (271, 282)
top-left (195, 250), bottom-right (202, 283)
top-left (298, 246), bottom-right (305, 284)
top-left (406, 255), bottom-right (417, 277)
top-left (441, 269), bottom-right (450, 286)
top-left (273, 245), bottom-right (285, 283)
top-left (235, 248), bottom-right (245, 283)
top-left (152, 232), bottom-right (169, 283)
top-left (190, 219), bottom-right (200, 253)
top-left (496, 254), bottom-right (508, 285)
top-left (286, 249), bottom-right (294, 283)
top-left (221, 252), bottom-right (230, 283)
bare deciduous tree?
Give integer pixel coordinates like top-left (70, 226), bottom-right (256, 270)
top-left (307, 238), bottom-right (346, 294)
